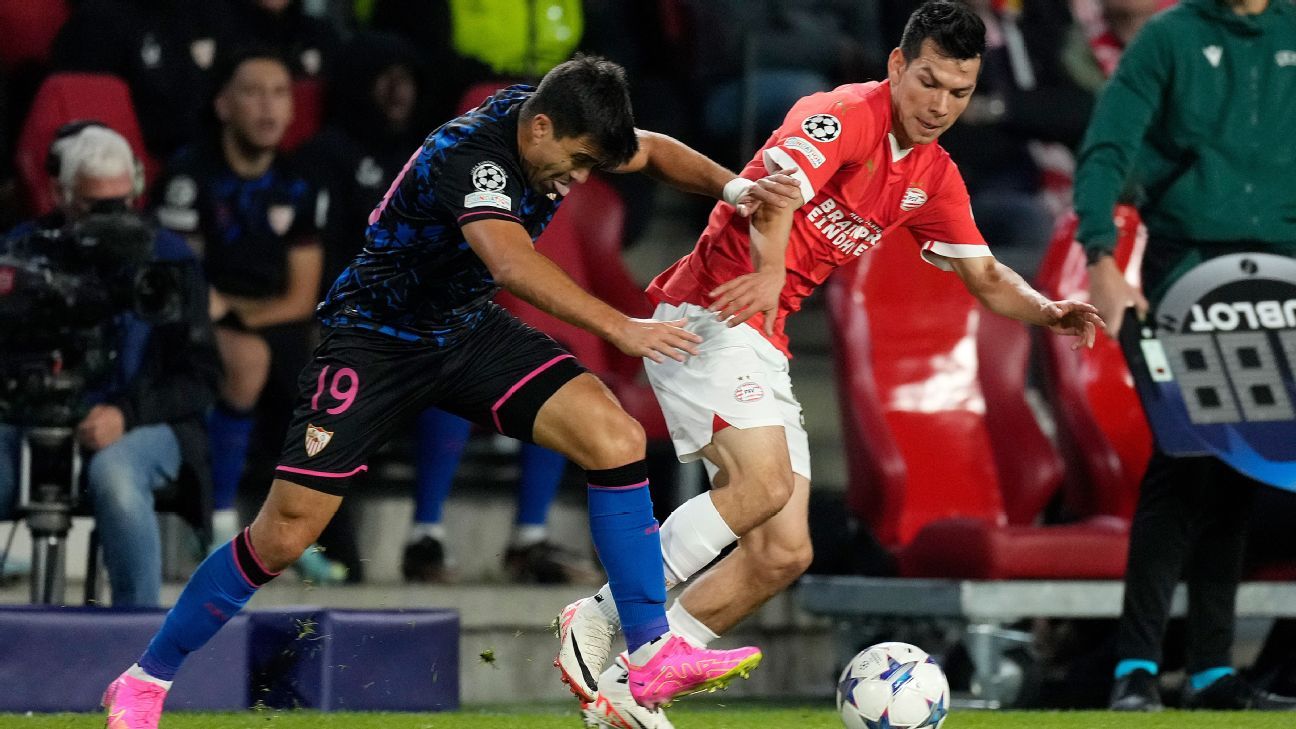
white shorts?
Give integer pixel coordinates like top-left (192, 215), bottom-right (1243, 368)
top-left (644, 302), bottom-right (811, 480)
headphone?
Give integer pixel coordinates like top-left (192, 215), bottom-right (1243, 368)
top-left (45, 119), bottom-right (146, 202)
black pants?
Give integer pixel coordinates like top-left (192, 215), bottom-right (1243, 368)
top-left (1116, 451), bottom-right (1259, 672)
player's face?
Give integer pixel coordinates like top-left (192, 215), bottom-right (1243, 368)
top-left (519, 114), bottom-right (601, 198)
top-left (217, 59), bottom-right (294, 153)
top-left (373, 64), bottom-right (417, 130)
top-left (887, 40), bottom-right (979, 148)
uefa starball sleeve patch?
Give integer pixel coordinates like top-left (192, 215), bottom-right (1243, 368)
top-left (464, 160), bottom-right (513, 210)
top-left (801, 114), bottom-right (842, 142)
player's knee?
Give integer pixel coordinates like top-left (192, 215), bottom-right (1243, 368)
top-left (747, 470), bottom-right (795, 524)
top-left (751, 539), bottom-right (813, 587)
top-left (581, 412), bottom-right (646, 470)
top-left (249, 507), bottom-right (321, 571)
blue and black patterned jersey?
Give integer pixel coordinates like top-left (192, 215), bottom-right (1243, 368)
top-left (153, 141), bottom-right (319, 299)
top-left (317, 85), bottom-right (562, 347)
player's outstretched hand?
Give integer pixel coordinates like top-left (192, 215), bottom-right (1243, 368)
top-left (611, 317), bottom-right (703, 363)
top-left (708, 271), bottom-right (784, 336)
top-left (733, 168), bottom-right (802, 217)
top-left (1042, 300), bottom-right (1105, 350)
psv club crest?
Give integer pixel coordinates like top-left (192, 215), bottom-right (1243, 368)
top-left (304, 424), bottom-right (333, 457)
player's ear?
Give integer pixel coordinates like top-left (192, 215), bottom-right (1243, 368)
top-left (887, 48), bottom-right (906, 84)
top-left (529, 113), bottom-right (555, 142)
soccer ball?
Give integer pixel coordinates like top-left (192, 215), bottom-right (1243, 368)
top-left (836, 642), bottom-right (950, 729)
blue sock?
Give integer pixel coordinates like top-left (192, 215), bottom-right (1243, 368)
top-left (516, 444), bottom-right (566, 527)
top-left (138, 529), bottom-right (279, 680)
top-left (1190, 666), bottom-right (1234, 691)
top-left (413, 409), bottom-right (472, 524)
top-left (1114, 659), bottom-right (1159, 678)
top-left (586, 461), bottom-right (668, 653)
top-left (208, 403), bottom-right (255, 510)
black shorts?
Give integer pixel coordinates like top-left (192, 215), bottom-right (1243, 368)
top-left (274, 304), bottom-right (586, 494)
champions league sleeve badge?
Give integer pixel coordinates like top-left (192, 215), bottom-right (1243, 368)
top-left (1119, 253), bottom-right (1296, 490)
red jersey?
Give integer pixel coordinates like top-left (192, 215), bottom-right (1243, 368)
top-left (648, 81), bottom-right (991, 356)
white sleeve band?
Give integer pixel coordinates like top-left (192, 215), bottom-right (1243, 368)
top-left (722, 177), bottom-right (756, 208)
top-left (762, 146), bottom-right (816, 204)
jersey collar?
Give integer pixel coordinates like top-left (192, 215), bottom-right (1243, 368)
top-left (887, 132), bottom-right (913, 164)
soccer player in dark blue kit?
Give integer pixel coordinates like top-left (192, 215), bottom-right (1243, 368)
top-left (103, 55), bottom-right (801, 727)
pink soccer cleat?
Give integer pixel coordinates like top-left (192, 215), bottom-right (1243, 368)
top-left (102, 671), bottom-right (168, 729)
top-left (623, 634), bottom-right (762, 709)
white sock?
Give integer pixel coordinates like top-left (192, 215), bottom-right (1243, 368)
top-left (509, 524), bottom-right (548, 548)
top-left (408, 522), bottom-right (446, 543)
top-left (628, 634), bottom-right (667, 665)
top-left (668, 600), bottom-right (719, 648)
top-left (592, 584), bottom-right (621, 627)
top-left (659, 492), bottom-right (738, 589)
top-left (127, 663), bottom-right (173, 690)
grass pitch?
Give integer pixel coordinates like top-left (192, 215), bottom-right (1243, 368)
top-left (7, 706), bottom-right (1296, 728)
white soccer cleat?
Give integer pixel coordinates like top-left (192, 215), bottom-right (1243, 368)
top-left (554, 595), bottom-right (617, 701)
top-left (582, 656), bottom-right (676, 729)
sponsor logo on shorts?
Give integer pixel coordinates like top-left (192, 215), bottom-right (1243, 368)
top-left (305, 424), bottom-right (333, 457)
top-left (734, 381), bottom-right (765, 403)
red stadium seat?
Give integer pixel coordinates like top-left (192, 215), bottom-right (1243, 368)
top-left (0, 0), bottom-right (69, 70)
top-left (1034, 206), bottom-right (1151, 521)
top-left (493, 175), bottom-right (668, 439)
top-left (456, 81), bottom-right (520, 116)
top-left (280, 77), bottom-right (324, 152)
top-left (827, 232), bottom-right (1129, 579)
top-left (14, 72), bottom-right (157, 216)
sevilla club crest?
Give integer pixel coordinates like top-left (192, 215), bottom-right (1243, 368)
top-left (305, 424), bottom-right (333, 457)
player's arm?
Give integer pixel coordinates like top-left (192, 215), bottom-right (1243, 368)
top-left (225, 241), bottom-right (324, 329)
top-left (950, 255), bottom-right (1103, 350)
top-left (708, 181), bottom-right (803, 336)
top-left (463, 218), bottom-right (701, 363)
top-left (611, 130), bottom-right (800, 217)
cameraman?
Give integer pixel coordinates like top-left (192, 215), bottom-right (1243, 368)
top-left (0, 123), bottom-right (220, 607)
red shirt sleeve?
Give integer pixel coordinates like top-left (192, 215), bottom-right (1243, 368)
top-left (757, 86), bottom-right (873, 206)
top-left (904, 158), bottom-right (991, 270)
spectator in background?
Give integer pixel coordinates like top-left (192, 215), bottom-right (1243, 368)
top-left (50, 0), bottom-right (218, 160)
top-left (205, 0), bottom-right (340, 80)
top-left (152, 49), bottom-right (326, 572)
top-left (369, 0), bottom-right (584, 124)
top-left (1074, 0), bottom-right (1296, 711)
top-left (0, 123), bottom-right (219, 607)
top-left (684, 0), bottom-right (887, 167)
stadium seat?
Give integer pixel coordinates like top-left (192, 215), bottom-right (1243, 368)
top-left (456, 80), bottom-right (521, 115)
top-left (494, 175), bottom-right (668, 439)
top-left (280, 77), bottom-right (324, 152)
top-left (1034, 206), bottom-right (1151, 521)
top-left (827, 231), bottom-right (1128, 579)
top-left (14, 72), bottom-right (157, 216)
top-left (0, 0), bottom-right (69, 71)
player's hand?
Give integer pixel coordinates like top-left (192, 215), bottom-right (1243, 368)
top-left (733, 168), bottom-right (802, 217)
top-left (1041, 299), bottom-right (1105, 350)
top-left (76, 404), bottom-right (126, 451)
top-left (611, 317), bottom-right (703, 363)
top-left (1086, 256), bottom-right (1149, 339)
top-left (708, 270), bottom-right (784, 336)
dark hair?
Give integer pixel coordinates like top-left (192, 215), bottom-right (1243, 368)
top-left (211, 45), bottom-right (292, 96)
top-left (899, 1), bottom-right (986, 62)
top-left (522, 54), bottom-right (638, 168)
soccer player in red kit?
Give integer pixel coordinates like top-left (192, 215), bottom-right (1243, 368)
top-left (558, 4), bottom-right (1103, 727)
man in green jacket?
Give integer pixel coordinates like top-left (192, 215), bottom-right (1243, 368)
top-left (1073, 0), bottom-right (1296, 712)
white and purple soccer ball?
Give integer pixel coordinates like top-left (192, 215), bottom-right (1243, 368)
top-left (836, 641), bottom-right (950, 729)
